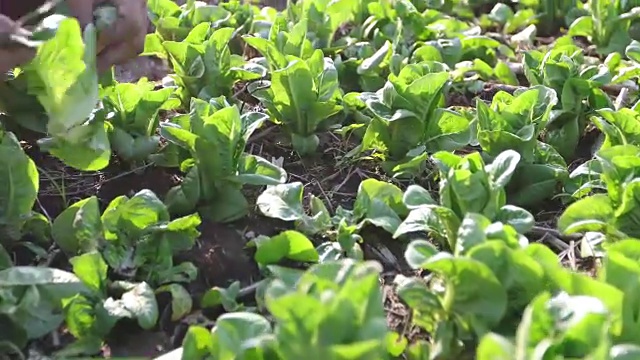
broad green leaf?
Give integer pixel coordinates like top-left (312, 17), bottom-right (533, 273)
top-left (423, 253), bottom-right (508, 326)
top-left (257, 182), bottom-right (306, 221)
top-left (403, 185), bottom-right (436, 209)
top-left (0, 266), bottom-right (87, 300)
top-left (404, 240), bottom-right (438, 269)
top-left (254, 231), bottom-right (319, 265)
top-left (156, 284), bottom-right (193, 321)
top-left (119, 282), bottom-right (159, 329)
top-left (52, 196), bottom-right (102, 255)
top-left (487, 150), bottom-right (521, 188)
top-left (70, 252), bottom-right (107, 295)
top-left (558, 194), bottom-right (614, 234)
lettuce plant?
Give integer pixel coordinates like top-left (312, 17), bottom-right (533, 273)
top-left (101, 79), bottom-right (180, 163)
top-left (359, 62), bottom-right (471, 176)
top-left (243, 16), bottom-right (317, 72)
top-left (568, 0), bottom-right (640, 54)
top-left (250, 50), bottom-right (344, 156)
top-left (394, 150), bottom-right (535, 252)
top-left (524, 44), bottom-right (613, 159)
top-left (147, 0), bottom-right (232, 42)
top-left (51, 189), bottom-right (201, 287)
top-left (559, 144), bottom-right (640, 240)
top-left (144, 25), bottom-right (267, 108)
top-left (164, 259), bottom-right (390, 360)
top-left (476, 86), bottom-right (569, 206)
top-left (160, 98), bottom-right (287, 222)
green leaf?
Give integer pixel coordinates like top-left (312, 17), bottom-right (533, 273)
top-left (119, 282), bottom-right (159, 330)
top-left (496, 205), bottom-right (535, 234)
top-left (181, 326), bottom-right (214, 359)
top-left (0, 266), bottom-right (87, 300)
top-left (52, 196), bottom-right (102, 255)
top-left (403, 185), bottom-right (436, 209)
top-left (254, 230), bottom-right (319, 265)
top-left (156, 284), bottom-right (193, 321)
top-left (257, 182), bottom-right (305, 221)
top-left (0, 132), bottom-right (39, 238)
top-left (25, 18), bottom-right (99, 140)
top-left (476, 333), bottom-right (514, 359)
top-left (404, 240), bottom-right (438, 269)
top-left (354, 179), bottom-right (407, 233)
top-left (558, 194), bottom-right (614, 234)
top-left (424, 253), bottom-right (508, 326)
top-left (70, 252), bottom-right (107, 295)
top-left (487, 150), bottom-right (521, 188)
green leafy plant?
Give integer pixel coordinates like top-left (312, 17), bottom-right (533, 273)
top-left (0, 256), bottom-right (160, 356)
top-left (145, 25), bottom-right (267, 108)
top-left (101, 78), bottom-right (180, 163)
top-left (358, 62), bottom-right (471, 176)
top-left (163, 259), bottom-right (392, 360)
top-left (160, 97), bottom-right (287, 222)
top-left (394, 150), bottom-right (535, 251)
top-left (52, 189), bottom-right (201, 289)
top-left (256, 179), bottom-right (408, 260)
top-left (523, 44), bottom-right (613, 159)
top-left (475, 86), bottom-right (569, 206)
top-left (568, 0), bottom-right (640, 54)
top-left (146, 0), bottom-right (232, 42)
top-left (559, 144), bottom-right (640, 240)
top-left (250, 50), bottom-right (344, 156)
top-left (0, 130), bottom-right (48, 269)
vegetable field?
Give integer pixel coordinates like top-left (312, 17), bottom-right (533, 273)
top-left (5, 0), bottom-right (640, 358)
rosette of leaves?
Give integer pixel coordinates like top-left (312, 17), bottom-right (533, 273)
top-left (285, 0), bottom-right (358, 50)
top-left (250, 50), bottom-right (344, 156)
top-left (146, 0), bottom-right (232, 42)
top-left (394, 150), bottom-right (535, 253)
top-left (144, 25), bottom-right (267, 108)
top-left (1, 10), bottom-right (119, 171)
top-left (242, 16), bottom-right (317, 72)
top-left (359, 62), bottom-right (471, 177)
top-left (159, 98), bottom-right (287, 222)
top-left (101, 78), bottom-right (180, 163)
top-left (524, 45), bottom-right (613, 160)
top-left (475, 86), bottom-right (569, 206)
top-left (169, 259), bottom-right (390, 360)
top-left (336, 40), bottom-right (403, 92)
top-left (568, 0), bottom-right (640, 54)
top-left (51, 189), bottom-right (201, 288)
top-left (559, 144), bottom-right (640, 240)
top-left (397, 236), bottom-right (553, 358)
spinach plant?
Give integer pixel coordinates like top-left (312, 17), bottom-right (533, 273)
top-left (145, 25), bottom-right (267, 108)
top-left (475, 86), bottom-right (569, 206)
top-left (160, 98), bottom-right (287, 222)
top-left (559, 144), bottom-right (640, 240)
top-left (0, 257), bottom-right (159, 356)
top-left (397, 231), bottom-right (550, 357)
top-left (523, 44), bottom-right (613, 159)
top-left (147, 0), bottom-right (232, 42)
top-left (250, 50), bottom-right (344, 156)
top-left (101, 79), bottom-right (180, 163)
top-left (568, 0), bottom-right (640, 54)
top-left (0, 130), bottom-right (48, 269)
top-left (52, 189), bottom-right (201, 289)
top-left (359, 62), bottom-right (471, 177)
top-left (256, 179), bottom-right (408, 261)
top-left (164, 259), bottom-right (391, 360)
top-left (394, 150), bottom-right (535, 252)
